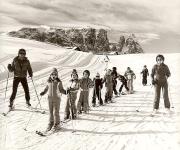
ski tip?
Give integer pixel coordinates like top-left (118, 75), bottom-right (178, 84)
top-left (41, 111), bottom-right (46, 114)
top-left (2, 113), bottom-right (7, 116)
top-left (36, 130), bottom-right (46, 136)
top-left (150, 114), bottom-right (154, 117)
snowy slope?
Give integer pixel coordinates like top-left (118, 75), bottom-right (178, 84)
top-left (0, 35), bottom-right (180, 150)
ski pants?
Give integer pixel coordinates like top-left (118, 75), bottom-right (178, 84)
top-left (10, 77), bottom-right (30, 103)
top-left (112, 80), bottom-right (118, 95)
top-left (142, 76), bottom-right (147, 85)
top-left (105, 86), bottom-right (113, 102)
top-left (92, 88), bottom-right (103, 105)
top-left (48, 96), bottom-right (60, 125)
top-left (64, 92), bottom-right (77, 119)
top-left (77, 90), bottom-right (89, 112)
top-left (127, 79), bottom-right (133, 92)
top-left (119, 81), bottom-right (129, 93)
top-left (153, 81), bottom-right (170, 109)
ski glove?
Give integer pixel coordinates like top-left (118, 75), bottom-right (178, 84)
top-left (40, 92), bottom-right (45, 96)
top-left (7, 64), bottom-right (12, 71)
top-left (152, 80), bottom-right (157, 85)
top-left (66, 89), bottom-right (70, 94)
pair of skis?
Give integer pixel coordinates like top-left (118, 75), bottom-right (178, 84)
top-left (1, 106), bottom-right (46, 117)
top-left (35, 119), bottom-right (72, 136)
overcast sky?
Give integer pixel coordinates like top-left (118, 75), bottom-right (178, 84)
top-left (0, 0), bottom-right (180, 53)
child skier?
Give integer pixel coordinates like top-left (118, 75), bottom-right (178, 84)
top-left (151, 54), bottom-right (171, 114)
top-left (103, 69), bottom-right (114, 103)
top-left (77, 70), bottom-right (93, 114)
top-left (124, 67), bottom-right (136, 94)
top-left (40, 68), bottom-right (67, 131)
top-left (141, 65), bottom-right (149, 86)
top-left (64, 72), bottom-right (79, 120)
top-left (111, 67), bottom-right (118, 96)
top-left (92, 73), bottom-right (103, 107)
top-left (118, 74), bottom-right (129, 95)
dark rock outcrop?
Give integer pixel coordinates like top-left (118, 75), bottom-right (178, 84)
top-left (95, 29), bottom-right (110, 52)
top-left (8, 27), bottom-right (143, 54)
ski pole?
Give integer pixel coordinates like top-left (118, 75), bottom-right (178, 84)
top-left (24, 96), bottom-right (43, 131)
top-left (31, 77), bottom-right (42, 109)
top-left (167, 81), bottom-right (174, 109)
top-left (136, 85), bottom-right (153, 112)
top-left (4, 71), bottom-right (10, 102)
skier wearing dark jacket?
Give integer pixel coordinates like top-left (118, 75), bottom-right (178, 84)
top-left (7, 49), bottom-right (33, 109)
top-left (151, 54), bottom-right (171, 114)
top-left (118, 74), bottom-right (129, 94)
top-left (141, 65), bottom-right (149, 86)
top-left (92, 73), bottom-right (103, 107)
top-left (111, 67), bottom-right (118, 95)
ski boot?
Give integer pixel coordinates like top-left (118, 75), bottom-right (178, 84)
top-left (46, 122), bottom-right (54, 132)
top-left (26, 101), bottom-right (31, 107)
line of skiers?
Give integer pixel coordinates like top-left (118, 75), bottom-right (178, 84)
top-left (6, 49), bottom-right (171, 131)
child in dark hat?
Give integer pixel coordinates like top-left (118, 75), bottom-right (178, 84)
top-left (141, 65), bottom-right (149, 86)
top-left (92, 72), bottom-right (103, 107)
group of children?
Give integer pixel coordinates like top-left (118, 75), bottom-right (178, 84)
top-left (39, 66), bottom-right (138, 131)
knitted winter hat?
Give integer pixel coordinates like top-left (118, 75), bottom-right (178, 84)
top-left (72, 69), bottom-right (77, 74)
top-left (96, 72), bottom-right (100, 77)
top-left (51, 68), bottom-right (58, 75)
top-left (112, 67), bottom-right (117, 70)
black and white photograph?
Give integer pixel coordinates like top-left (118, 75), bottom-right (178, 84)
top-left (0, 0), bottom-right (180, 150)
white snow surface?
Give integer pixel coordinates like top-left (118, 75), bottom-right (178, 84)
top-left (0, 35), bottom-right (180, 150)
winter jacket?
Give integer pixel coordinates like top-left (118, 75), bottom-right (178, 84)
top-left (151, 63), bottom-right (171, 83)
top-left (124, 70), bottom-right (136, 80)
top-left (103, 74), bottom-right (113, 87)
top-left (8, 56), bottom-right (33, 78)
top-left (118, 75), bottom-right (127, 83)
top-left (42, 78), bottom-right (66, 97)
top-left (93, 78), bottom-right (103, 90)
top-left (141, 68), bottom-right (149, 77)
top-left (111, 70), bottom-right (118, 80)
top-left (79, 77), bottom-right (94, 91)
top-left (67, 79), bottom-right (80, 93)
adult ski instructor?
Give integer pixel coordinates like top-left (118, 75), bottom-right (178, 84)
top-left (7, 48), bottom-right (33, 109)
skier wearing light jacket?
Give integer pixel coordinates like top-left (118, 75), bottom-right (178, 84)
top-left (7, 48), bottom-right (33, 109)
top-left (64, 71), bottom-right (79, 120)
top-left (103, 69), bottom-right (114, 103)
top-left (124, 67), bottom-right (136, 94)
top-left (151, 54), bottom-right (171, 114)
top-left (40, 68), bottom-right (67, 131)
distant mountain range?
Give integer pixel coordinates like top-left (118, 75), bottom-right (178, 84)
top-left (8, 26), bottom-right (144, 54)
